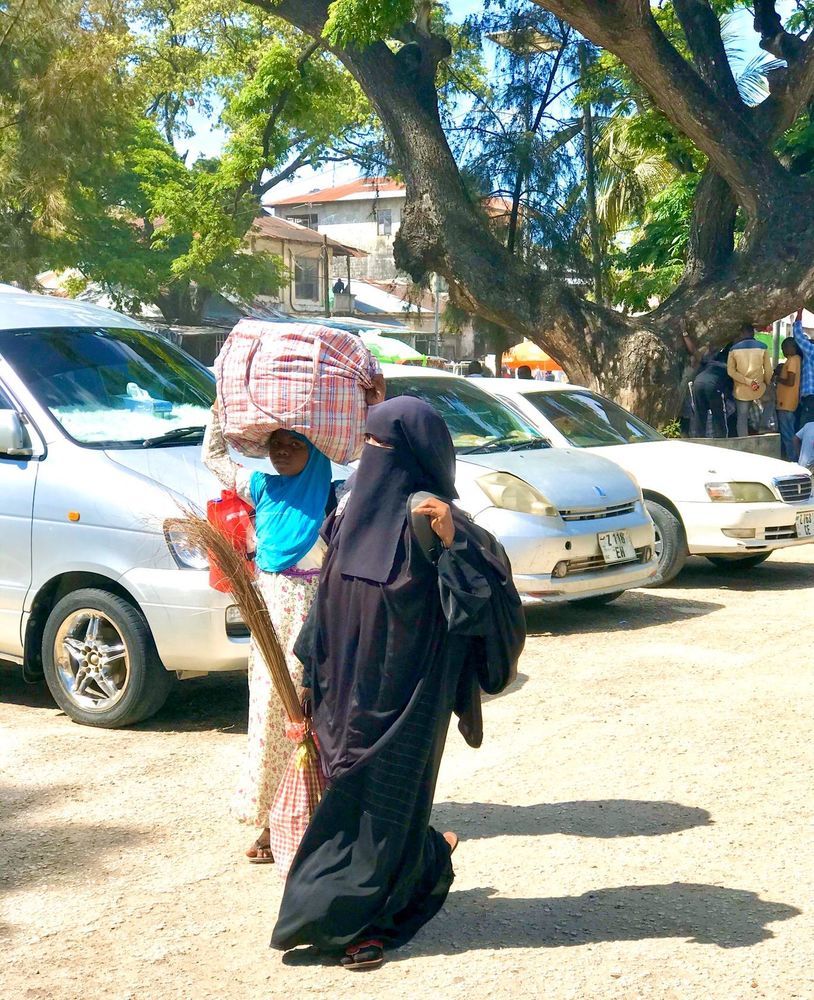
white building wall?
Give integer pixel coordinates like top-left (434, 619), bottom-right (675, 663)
top-left (276, 196), bottom-right (404, 281)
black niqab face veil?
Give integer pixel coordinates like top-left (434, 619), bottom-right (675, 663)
top-left (335, 395), bottom-right (458, 583)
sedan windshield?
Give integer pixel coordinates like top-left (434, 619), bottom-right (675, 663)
top-left (386, 375), bottom-right (547, 453)
top-left (521, 389), bottom-right (663, 447)
top-left (0, 326), bottom-right (214, 448)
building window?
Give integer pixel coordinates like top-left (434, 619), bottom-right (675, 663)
top-left (294, 257), bottom-right (320, 301)
top-left (287, 213), bottom-right (319, 230)
top-left (376, 208), bottom-right (392, 236)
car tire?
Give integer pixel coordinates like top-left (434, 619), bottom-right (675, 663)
top-left (42, 588), bottom-right (173, 728)
top-left (705, 552), bottom-right (772, 571)
top-left (570, 591), bottom-right (625, 608)
top-left (644, 499), bottom-right (687, 586)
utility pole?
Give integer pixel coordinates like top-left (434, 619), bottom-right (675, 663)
top-left (579, 41), bottom-right (603, 305)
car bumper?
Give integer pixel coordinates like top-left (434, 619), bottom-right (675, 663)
top-left (472, 505), bottom-right (658, 602)
top-left (120, 567), bottom-right (249, 673)
top-left (679, 501), bottom-right (814, 554)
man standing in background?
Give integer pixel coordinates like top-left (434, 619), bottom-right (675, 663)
top-left (791, 308), bottom-right (814, 426)
top-left (775, 338), bottom-right (801, 460)
top-left (727, 324), bottom-right (773, 437)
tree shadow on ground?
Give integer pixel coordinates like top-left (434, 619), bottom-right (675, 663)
top-left (396, 883), bottom-right (800, 956)
top-left (675, 557), bottom-right (814, 593)
top-left (0, 782), bottom-right (134, 899)
top-left (134, 670), bottom-right (248, 735)
top-left (431, 800), bottom-right (712, 840)
top-left (524, 591), bottom-right (723, 637)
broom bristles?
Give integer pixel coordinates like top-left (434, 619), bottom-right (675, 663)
top-left (171, 508), bottom-right (304, 724)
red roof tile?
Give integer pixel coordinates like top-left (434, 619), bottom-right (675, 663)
top-left (266, 176), bottom-right (406, 206)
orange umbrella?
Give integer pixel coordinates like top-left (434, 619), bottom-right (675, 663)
top-left (503, 340), bottom-right (561, 372)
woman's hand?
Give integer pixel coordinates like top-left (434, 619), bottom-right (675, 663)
top-left (413, 497), bottom-right (455, 548)
top-left (365, 374), bottom-right (386, 406)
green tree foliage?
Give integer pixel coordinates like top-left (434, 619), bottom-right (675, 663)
top-left (0, 0), bottom-right (132, 284)
top-left (53, 119), bottom-right (284, 323)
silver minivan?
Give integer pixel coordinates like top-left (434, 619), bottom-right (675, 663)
top-left (0, 289), bottom-right (248, 727)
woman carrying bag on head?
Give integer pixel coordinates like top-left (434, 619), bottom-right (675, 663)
top-left (203, 402), bottom-right (333, 864)
top-left (272, 396), bottom-right (525, 969)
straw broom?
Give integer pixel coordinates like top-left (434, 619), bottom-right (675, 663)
top-left (169, 508), bottom-right (304, 724)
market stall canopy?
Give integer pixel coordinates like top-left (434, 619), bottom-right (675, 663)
top-left (360, 331), bottom-right (426, 365)
top-left (503, 340), bottom-right (561, 372)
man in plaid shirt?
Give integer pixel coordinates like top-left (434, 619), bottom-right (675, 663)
top-left (792, 308), bottom-right (814, 425)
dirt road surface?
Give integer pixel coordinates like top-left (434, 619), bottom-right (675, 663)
top-left (2, 549), bottom-right (813, 1000)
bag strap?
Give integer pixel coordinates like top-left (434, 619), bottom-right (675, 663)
top-left (243, 333), bottom-right (322, 421)
top-left (407, 491), bottom-right (443, 565)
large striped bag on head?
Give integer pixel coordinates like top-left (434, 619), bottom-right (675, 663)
top-left (214, 320), bottom-right (377, 464)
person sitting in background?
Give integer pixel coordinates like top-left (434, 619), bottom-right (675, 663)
top-left (791, 308), bottom-right (814, 426)
top-left (795, 418), bottom-right (814, 473)
top-left (727, 324), bottom-right (773, 437)
top-left (517, 365), bottom-right (533, 380)
top-left (775, 338), bottom-right (801, 460)
top-left (467, 360), bottom-right (484, 378)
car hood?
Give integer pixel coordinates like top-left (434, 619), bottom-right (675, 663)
top-left (589, 440), bottom-right (809, 483)
top-left (459, 447), bottom-right (639, 508)
top-left (104, 445), bottom-right (221, 510)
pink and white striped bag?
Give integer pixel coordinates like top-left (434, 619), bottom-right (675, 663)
top-left (214, 320), bottom-right (377, 463)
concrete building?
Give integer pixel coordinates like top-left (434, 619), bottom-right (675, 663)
top-left (264, 177), bottom-right (405, 283)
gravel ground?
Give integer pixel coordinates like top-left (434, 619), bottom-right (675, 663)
top-left (2, 549), bottom-right (813, 1000)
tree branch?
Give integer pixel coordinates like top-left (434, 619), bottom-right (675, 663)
top-left (754, 0), bottom-right (805, 61)
top-left (533, 0), bottom-right (787, 218)
top-left (261, 37), bottom-right (322, 162)
top-left (672, 0), bottom-right (742, 111)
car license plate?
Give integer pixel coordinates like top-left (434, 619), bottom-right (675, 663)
top-left (598, 530), bottom-right (636, 564)
top-left (796, 510), bottom-right (814, 538)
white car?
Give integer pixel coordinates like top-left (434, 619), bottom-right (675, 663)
top-left (381, 365), bottom-right (657, 604)
top-left (480, 378), bottom-right (814, 583)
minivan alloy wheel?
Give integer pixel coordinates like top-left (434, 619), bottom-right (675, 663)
top-left (54, 609), bottom-right (130, 711)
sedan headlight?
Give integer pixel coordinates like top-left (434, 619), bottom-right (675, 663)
top-left (164, 523), bottom-right (209, 570)
top-left (705, 482), bottom-right (775, 503)
top-left (477, 472), bottom-right (558, 516)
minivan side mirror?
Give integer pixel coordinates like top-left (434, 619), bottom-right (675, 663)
top-left (0, 410), bottom-right (33, 458)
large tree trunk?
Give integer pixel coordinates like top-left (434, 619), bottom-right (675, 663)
top-left (249, 0), bottom-right (814, 424)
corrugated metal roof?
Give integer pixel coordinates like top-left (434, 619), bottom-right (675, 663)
top-left (265, 176), bottom-right (406, 206)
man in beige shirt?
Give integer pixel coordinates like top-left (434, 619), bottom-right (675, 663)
top-left (727, 324), bottom-right (773, 437)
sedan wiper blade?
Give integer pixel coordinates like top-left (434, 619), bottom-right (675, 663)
top-left (461, 435), bottom-right (545, 455)
top-left (142, 425), bottom-right (206, 448)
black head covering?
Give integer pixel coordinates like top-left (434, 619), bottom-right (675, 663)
top-left (335, 395), bottom-right (458, 583)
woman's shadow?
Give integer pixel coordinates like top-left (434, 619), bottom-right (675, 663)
top-left (397, 883), bottom-right (800, 956)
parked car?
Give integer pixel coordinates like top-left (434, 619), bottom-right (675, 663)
top-left (0, 288), bottom-right (253, 728)
top-left (479, 378), bottom-right (814, 583)
top-left (381, 365), bottom-right (657, 603)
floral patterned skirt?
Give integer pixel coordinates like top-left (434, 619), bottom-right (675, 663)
top-left (231, 569), bottom-right (320, 827)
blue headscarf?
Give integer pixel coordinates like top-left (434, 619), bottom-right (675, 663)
top-left (249, 434), bottom-right (332, 573)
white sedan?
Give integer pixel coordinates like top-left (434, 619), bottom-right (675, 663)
top-left (381, 365), bottom-right (657, 604)
top-left (479, 378), bottom-right (814, 583)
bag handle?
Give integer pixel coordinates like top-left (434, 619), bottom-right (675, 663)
top-left (243, 333), bottom-right (322, 422)
top-left (407, 491), bottom-right (444, 565)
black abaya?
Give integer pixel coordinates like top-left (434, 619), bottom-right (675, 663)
top-left (272, 397), bottom-right (523, 955)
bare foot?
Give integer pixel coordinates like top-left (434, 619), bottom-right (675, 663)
top-left (246, 828), bottom-right (274, 864)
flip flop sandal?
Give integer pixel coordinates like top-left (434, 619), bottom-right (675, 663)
top-left (341, 940), bottom-right (384, 970)
top-left (443, 831), bottom-right (459, 855)
top-left (246, 836), bottom-right (275, 865)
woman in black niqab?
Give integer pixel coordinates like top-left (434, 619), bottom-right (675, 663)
top-left (272, 396), bottom-right (523, 968)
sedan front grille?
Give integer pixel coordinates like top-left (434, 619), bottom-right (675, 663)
top-left (559, 501), bottom-right (637, 522)
top-left (564, 546), bottom-right (648, 575)
top-left (764, 525), bottom-right (797, 541)
top-left (775, 475), bottom-right (813, 504)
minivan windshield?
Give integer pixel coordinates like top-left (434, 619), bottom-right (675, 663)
top-left (520, 389), bottom-right (663, 447)
top-left (0, 326), bottom-right (215, 448)
top-left (386, 375), bottom-right (548, 453)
